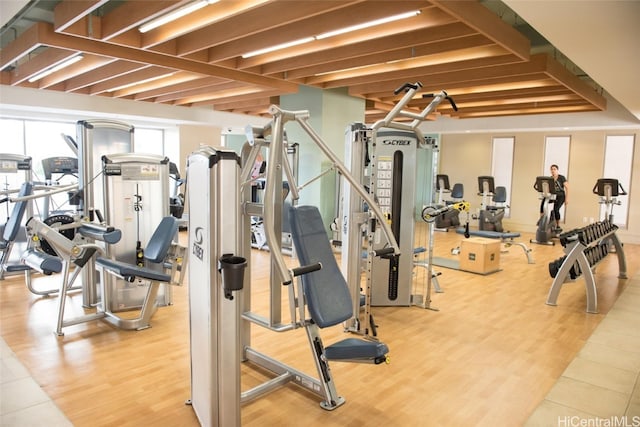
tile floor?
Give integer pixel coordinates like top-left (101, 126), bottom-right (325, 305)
top-left (0, 337), bottom-right (72, 427)
top-left (2, 275), bottom-right (639, 426)
top-left (526, 273), bottom-right (640, 425)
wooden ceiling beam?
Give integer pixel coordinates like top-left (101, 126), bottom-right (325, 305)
top-left (39, 54), bottom-right (114, 88)
top-left (89, 65), bottom-right (175, 95)
top-left (174, 0), bottom-right (364, 56)
top-left (235, 6), bottom-right (455, 69)
top-left (328, 53), bottom-right (522, 91)
top-left (543, 54), bottom-right (606, 110)
top-left (430, 0), bottom-right (530, 60)
top-left (38, 22), bottom-right (298, 93)
top-left (10, 48), bottom-right (76, 85)
top-left (260, 22), bottom-right (477, 76)
top-left (141, 0), bottom-right (271, 48)
top-left (172, 83), bottom-right (266, 106)
top-left (302, 40), bottom-right (507, 86)
top-left (64, 60), bottom-right (146, 92)
top-left (348, 54), bottom-right (549, 95)
top-left (138, 76), bottom-right (230, 102)
top-left (156, 81), bottom-right (247, 104)
top-left (0, 22), bottom-right (47, 70)
top-left (212, 96), bottom-right (280, 111)
top-left (53, 0), bottom-right (108, 33)
top-left (210, 1), bottom-right (433, 64)
top-left (192, 88), bottom-right (283, 107)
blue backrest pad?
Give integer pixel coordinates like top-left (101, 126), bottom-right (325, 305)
top-left (289, 205), bottom-right (353, 328)
top-left (3, 182), bottom-right (33, 242)
top-left (144, 216), bottom-right (178, 263)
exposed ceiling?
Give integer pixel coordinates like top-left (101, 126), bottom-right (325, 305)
top-left (0, 0), bottom-right (612, 122)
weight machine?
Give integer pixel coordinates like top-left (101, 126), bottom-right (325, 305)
top-left (102, 153), bottom-right (173, 311)
top-left (187, 104), bottom-right (399, 426)
top-left (76, 119), bottom-right (134, 308)
top-left (23, 214), bottom-right (185, 335)
top-left (0, 154), bottom-right (33, 279)
top-left (341, 82), bottom-right (457, 322)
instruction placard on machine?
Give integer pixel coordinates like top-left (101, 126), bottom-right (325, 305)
top-left (104, 163), bottom-right (160, 180)
top-left (376, 157), bottom-right (393, 215)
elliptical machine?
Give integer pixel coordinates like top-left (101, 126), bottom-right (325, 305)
top-left (530, 176), bottom-right (557, 245)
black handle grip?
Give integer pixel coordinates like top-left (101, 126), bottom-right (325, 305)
top-left (394, 82), bottom-right (420, 95)
top-left (446, 95), bottom-right (458, 111)
top-left (291, 262), bottom-right (322, 277)
top-left (95, 209), bottom-right (104, 223)
top-left (374, 247), bottom-right (395, 257)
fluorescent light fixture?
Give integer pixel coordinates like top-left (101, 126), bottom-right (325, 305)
top-left (242, 37), bottom-right (315, 59)
top-left (107, 72), bottom-right (175, 92)
top-left (316, 10), bottom-right (421, 39)
top-left (139, 0), bottom-right (219, 33)
top-left (28, 54), bottom-right (83, 83)
top-left (240, 10), bottom-right (420, 58)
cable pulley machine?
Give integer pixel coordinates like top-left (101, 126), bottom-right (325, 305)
top-left (341, 82), bottom-right (457, 322)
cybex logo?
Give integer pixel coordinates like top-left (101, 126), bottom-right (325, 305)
top-left (193, 227), bottom-right (204, 260)
top-left (382, 139), bottom-right (411, 146)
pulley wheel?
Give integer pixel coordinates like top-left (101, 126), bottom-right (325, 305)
top-left (39, 214), bottom-right (75, 256)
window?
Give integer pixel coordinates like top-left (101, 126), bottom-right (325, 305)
top-left (491, 136), bottom-right (514, 216)
top-left (24, 121), bottom-right (77, 217)
top-left (134, 128), bottom-right (164, 155)
top-left (601, 135), bottom-right (634, 227)
top-left (1, 119), bottom-right (27, 218)
top-left (1, 118), bottom-right (174, 221)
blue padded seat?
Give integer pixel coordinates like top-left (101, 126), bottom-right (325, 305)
top-left (289, 205), bottom-right (389, 362)
top-left (324, 338), bottom-right (389, 360)
top-left (96, 216), bottom-right (177, 282)
top-left (451, 183), bottom-right (464, 199)
top-left (456, 228), bottom-right (520, 239)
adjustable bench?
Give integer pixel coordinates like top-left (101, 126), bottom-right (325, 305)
top-left (456, 227), bottom-right (534, 264)
top-left (289, 205), bottom-right (389, 364)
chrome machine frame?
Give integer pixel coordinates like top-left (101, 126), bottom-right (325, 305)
top-left (341, 82), bottom-right (456, 325)
top-left (101, 153), bottom-right (172, 311)
top-left (188, 105), bottom-right (399, 426)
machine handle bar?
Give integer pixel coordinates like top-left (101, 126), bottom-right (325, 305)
top-left (394, 82), bottom-right (421, 95)
top-left (374, 247), bottom-right (395, 257)
top-left (422, 91), bottom-right (458, 111)
top-left (591, 181), bottom-right (627, 196)
top-left (291, 262), bottom-right (322, 277)
top-left (283, 262), bottom-right (323, 285)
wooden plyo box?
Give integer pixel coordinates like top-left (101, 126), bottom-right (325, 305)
top-left (459, 237), bottom-right (501, 274)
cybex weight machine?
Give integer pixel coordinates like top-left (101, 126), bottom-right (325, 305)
top-left (187, 104), bottom-right (398, 426)
top-left (341, 82), bottom-right (456, 326)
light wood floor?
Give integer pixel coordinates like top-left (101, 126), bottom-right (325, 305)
top-left (1, 228), bottom-right (638, 426)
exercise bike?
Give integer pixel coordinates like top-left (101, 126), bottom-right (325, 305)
top-left (593, 178), bottom-right (627, 252)
top-left (434, 174), bottom-right (464, 230)
top-left (476, 176), bottom-right (507, 232)
top-left (530, 176), bottom-right (557, 246)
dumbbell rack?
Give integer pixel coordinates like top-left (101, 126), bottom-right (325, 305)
top-left (546, 220), bottom-right (627, 313)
